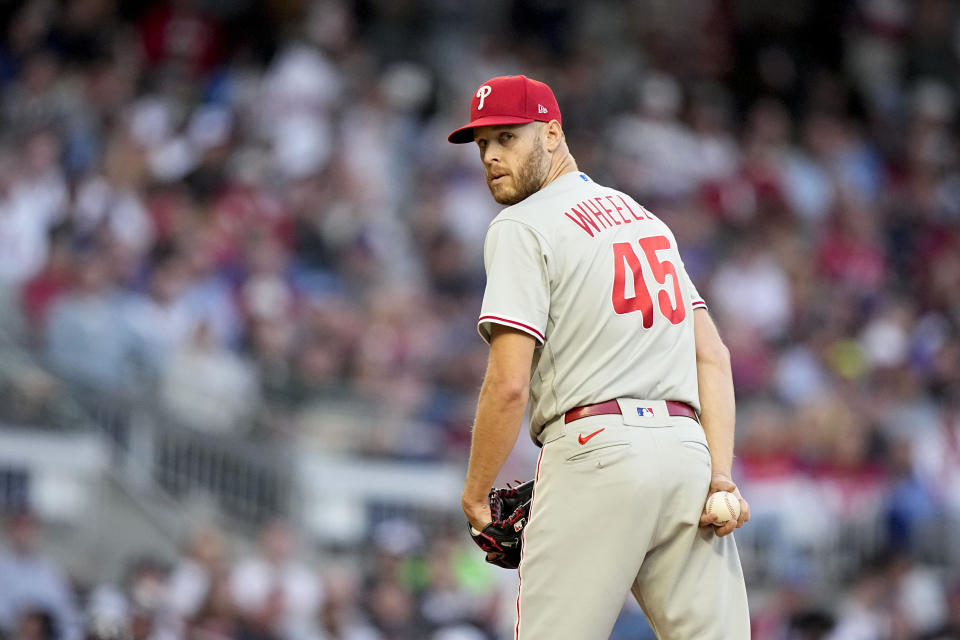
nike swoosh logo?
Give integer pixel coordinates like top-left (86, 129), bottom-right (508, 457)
top-left (578, 428), bottom-right (605, 445)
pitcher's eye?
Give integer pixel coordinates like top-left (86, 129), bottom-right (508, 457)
top-left (499, 132), bottom-right (513, 144)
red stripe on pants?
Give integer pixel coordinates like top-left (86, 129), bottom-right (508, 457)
top-left (516, 447), bottom-right (545, 639)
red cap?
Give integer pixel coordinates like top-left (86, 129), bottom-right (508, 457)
top-left (448, 75), bottom-right (562, 144)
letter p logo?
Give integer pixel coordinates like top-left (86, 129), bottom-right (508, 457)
top-left (476, 85), bottom-right (492, 110)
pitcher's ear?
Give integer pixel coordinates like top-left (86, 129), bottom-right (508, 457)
top-left (544, 120), bottom-right (564, 151)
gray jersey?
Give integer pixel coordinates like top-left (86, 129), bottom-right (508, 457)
top-left (478, 172), bottom-right (706, 441)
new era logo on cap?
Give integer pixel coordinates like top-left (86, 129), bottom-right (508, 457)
top-left (448, 75), bottom-right (562, 144)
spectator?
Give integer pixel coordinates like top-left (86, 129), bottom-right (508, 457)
top-left (72, 133), bottom-right (154, 260)
top-left (924, 583), bottom-right (960, 639)
top-left (160, 321), bottom-right (260, 434)
top-left (312, 566), bottom-right (379, 640)
top-left (179, 227), bottom-right (243, 349)
top-left (45, 249), bottom-right (131, 389)
top-left (237, 234), bottom-right (296, 327)
top-left (13, 608), bottom-right (58, 640)
top-left (709, 238), bottom-right (793, 341)
top-left (2, 49), bottom-right (78, 133)
top-left (85, 584), bottom-right (131, 640)
top-left (912, 397), bottom-right (960, 520)
top-left (885, 552), bottom-right (948, 637)
top-left (883, 436), bottom-right (940, 549)
top-left (122, 242), bottom-right (195, 381)
top-left (0, 136), bottom-right (67, 333)
top-left (231, 520), bottom-right (322, 640)
top-left (0, 509), bottom-right (82, 640)
top-left (827, 563), bottom-right (891, 640)
top-left (185, 573), bottom-right (240, 640)
top-left (365, 580), bottom-right (420, 640)
top-left (166, 525), bottom-right (230, 623)
top-left (120, 556), bottom-right (175, 640)
top-left (20, 221), bottom-right (75, 342)
top-left (607, 72), bottom-right (701, 200)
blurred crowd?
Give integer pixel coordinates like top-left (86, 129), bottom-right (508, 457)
top-left (3, 510), bottom-right (960, 640)
top-left (1, 0), bottom-right (960, 638)
top-left (0, 509), bottom-right (523, 640)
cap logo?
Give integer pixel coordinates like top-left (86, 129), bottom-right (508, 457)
top-left (538, 104), bottom-right (548, 114)
top-left (476, 85), bottom-right (492, 110)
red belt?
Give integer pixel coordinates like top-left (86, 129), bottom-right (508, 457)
top-left (565, 400), bottom-right (698, 424)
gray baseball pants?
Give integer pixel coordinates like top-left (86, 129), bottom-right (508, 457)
top-left (514, 399), bottom-right (750, 640)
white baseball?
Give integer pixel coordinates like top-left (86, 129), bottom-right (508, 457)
top-left (705, 491), bottom-right (740, 525)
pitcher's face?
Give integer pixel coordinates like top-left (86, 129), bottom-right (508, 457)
top-left (474, 123), bottom-right (549, 206)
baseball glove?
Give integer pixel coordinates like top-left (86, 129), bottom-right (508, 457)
top-left (468, 479), bottom-right (534, 569)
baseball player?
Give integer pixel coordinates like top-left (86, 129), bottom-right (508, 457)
top-left (450, 75), bottom-right (751, 639)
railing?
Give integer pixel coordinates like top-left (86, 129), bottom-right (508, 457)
top-left (60, 381), bottom-right (296, 528)
top-left (152, 416), bottom-right (292, 523)
top-left (0, 326), bottom-right (295, 534)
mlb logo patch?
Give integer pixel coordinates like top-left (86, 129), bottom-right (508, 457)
top-left (636, 407), bottom-right (655, 417)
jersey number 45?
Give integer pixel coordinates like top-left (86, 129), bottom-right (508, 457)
top-left (612, 234), bottom-right (685, 328)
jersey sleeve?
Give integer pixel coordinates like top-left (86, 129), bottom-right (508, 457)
top-left (477, 219), bottom-right (551, 345)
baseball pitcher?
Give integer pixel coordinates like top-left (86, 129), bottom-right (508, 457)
top-left (451, 75), bottom-right (751, 639)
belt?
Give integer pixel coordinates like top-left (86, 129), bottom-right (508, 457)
top-left (564, 399), bottom-right (698, 424)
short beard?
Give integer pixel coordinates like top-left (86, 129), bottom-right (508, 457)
top-left (490, 135), bottom-right (549, 206)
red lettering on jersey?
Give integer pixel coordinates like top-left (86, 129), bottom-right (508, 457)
top-left (637, 235), bottom-right (686, 324)
top-left (583, 199), bottom-right (615, 227)
top-left (619, 195), bottom-right (645, 221)
top-left (564, 207), bottom-right (600, 237)
top-left (611, 235), bottom-right (686, 326)
top-left (578, 200), bottom-right (604, 227)
top-left (575, 202), bottom-right (606, 229)
top-left (606, 195), bottom-right (631, 223)
top-left (612, 242), bottom-right (655, 326)
top-left (594, 197), bottom-right (621, 225)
